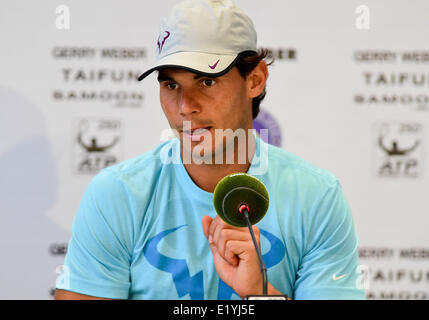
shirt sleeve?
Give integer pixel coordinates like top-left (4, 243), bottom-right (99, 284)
top-left (293, 180), bottom-right (366, 300)
top-left (55, 169), bottom-right (134, 299)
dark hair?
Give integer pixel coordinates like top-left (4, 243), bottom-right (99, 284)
top-left (234, 48), bottom-right (274, 119)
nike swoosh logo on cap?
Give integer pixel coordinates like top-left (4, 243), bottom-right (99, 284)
top-left (208, 59), bottom-right (220, 70)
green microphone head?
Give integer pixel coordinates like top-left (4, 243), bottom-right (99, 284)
top-left (213, 173), bottom-right (269, 227)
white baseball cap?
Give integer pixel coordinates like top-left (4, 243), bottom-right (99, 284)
top-left (138, 0), bottom-right (258, 81)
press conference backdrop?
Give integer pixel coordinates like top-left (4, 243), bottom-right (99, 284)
top-left (1, 0), bottom-right (428, 299)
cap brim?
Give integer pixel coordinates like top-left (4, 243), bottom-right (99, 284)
top-left (137, 50), bottom-right (256, 81)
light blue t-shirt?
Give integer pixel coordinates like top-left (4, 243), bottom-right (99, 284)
top-left (56, 135), bottom-right (365, 300)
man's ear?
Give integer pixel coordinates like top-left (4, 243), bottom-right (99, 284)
top-left (247, 60), bottom-right (268, 99)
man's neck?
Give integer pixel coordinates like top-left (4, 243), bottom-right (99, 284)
top-left (181, 133), bottom-right (256, 193)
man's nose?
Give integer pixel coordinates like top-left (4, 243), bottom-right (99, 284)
top-left (179, 89), bottom-right (200, 116)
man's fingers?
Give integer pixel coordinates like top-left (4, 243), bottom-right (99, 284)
top-left (207, 216), bottom-right (221, 239)
top-left (214, 229), bottom-right (247, 259)
top-left (251, 226), bottom-right (261, 247)
top-left (224, 240), bottom-right (252, 263)
top-left (203, 215), bottom-right (261, 266)
top-left (201, 215), bottom-right (213, 239)
top-left (211, 222), bottom-right (258, 266)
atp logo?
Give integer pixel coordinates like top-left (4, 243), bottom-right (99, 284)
top-left (73, 118), bottom-right (122, 174)
top-left (374, 122), bottom-right (423, 178)
top-left (143, 225), bottom-right (285, 300)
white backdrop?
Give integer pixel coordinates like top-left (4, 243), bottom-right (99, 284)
top-left (1, 0), bottom-right (428, 299)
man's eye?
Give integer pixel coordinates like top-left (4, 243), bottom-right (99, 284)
top-left (166, 83), bottom-right (178, 90)
top-left (202, 79), bottom-right (216, 87)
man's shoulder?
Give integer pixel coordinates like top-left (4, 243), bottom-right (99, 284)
top-left (104, 139), bottom-right (176, 178)
top-left (88, 139), bottom-right (177, 195)
top-left (266, 142), bottom-right (338, 188)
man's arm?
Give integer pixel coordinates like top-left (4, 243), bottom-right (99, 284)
top-left (54, 289), bottom-right (111, 300)
top-left (293, 180), bottom-right (365, 300)
top-left (54, 170), bottom-right (133, 299)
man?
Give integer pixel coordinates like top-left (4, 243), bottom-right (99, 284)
top-left (55, 0), bottom-right (365, 300)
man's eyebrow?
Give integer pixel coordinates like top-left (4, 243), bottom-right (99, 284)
top-left (157, 72), bottom-right (212, 82)
top-left (157, 73), bottom-right (175, 83)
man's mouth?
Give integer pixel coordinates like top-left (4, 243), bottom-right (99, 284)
top-left (182, 126), bottom-right (212, 141)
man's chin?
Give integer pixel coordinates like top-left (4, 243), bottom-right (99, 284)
top-left (181, 139), bottom-right (242, 165)
top-left (180, 139), bottom-right (221, 164)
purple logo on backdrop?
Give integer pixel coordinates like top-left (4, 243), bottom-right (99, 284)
top-left (253, 109), bottom-right (282, 147)
top-left (157, 31), bottom-right (171, 54)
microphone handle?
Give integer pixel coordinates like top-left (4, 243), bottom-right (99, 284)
top-left (242, 208), bottom-right (268, 295)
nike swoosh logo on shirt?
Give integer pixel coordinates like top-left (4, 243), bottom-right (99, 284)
top-left (208, 59), bottom-right (220, 70)
top-left (332, 274), bottom-right (347, 281)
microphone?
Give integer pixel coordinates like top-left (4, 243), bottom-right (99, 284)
top-left (213, 173), bottom-right (269, 227)
top-left (213, 173), bottom-right (269, 296)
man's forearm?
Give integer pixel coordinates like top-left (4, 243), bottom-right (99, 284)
top-left (267, 282), bottom-right (292, 300)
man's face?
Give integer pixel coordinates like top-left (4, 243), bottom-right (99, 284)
top-left (158, 67), bottom-right (253, 161)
